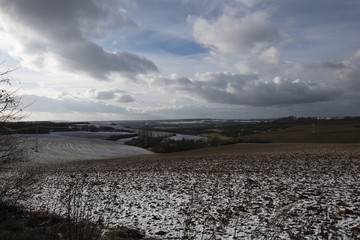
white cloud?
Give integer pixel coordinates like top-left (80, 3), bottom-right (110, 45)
top-left (0, 0), bottom-right (158, 81)
top-left (151, 72), bottom-right (340, 106)
top-left (236, 0), bottom-right (261, 8)
top-left (310, 49), bottom-right (360, 91)
top-left (338, 48), bottom-right (360, 89)
top-left (192, 11), bottom-right (280, 53)
top-left (235, 61), bottom-right (259, 75)
top-left (3, 0), bottom-right (360, 121)
top-left (354, 49), bottom-right (360, 59)
top-left (259, 47), bottom-right (282, 65)
top-left (22, 94), bottom-right (128, 114)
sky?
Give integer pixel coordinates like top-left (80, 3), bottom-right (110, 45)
top-left (0, 0), bottom-right (359, 121)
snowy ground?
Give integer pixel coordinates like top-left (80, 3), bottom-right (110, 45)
top-left (25, 132), bottom-right (153, 163)
top-left (17, 144), bottom-right (360, 239)
top-left (22, 131), bottom-right (207, 164)
top-left (167, 134), bottom-right (207, 141)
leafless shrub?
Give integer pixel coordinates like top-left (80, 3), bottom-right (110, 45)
top-left (0, 135), bottom-right (29, 166)
top-left (0, 64), bottom-right (35, 203)
top-left (57, 172), bottom-right (101, 240)
top-left (0, 67), bottom-right (24, 123)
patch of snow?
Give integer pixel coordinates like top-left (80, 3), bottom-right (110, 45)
top-left (167, 134), bottom-right (207, 141)
top-left (117, 137), bottom-right (139, 142)
top-left (26, 135), bottom-right (153, 163)
top-left (19, 149), bottom-right (360, 239)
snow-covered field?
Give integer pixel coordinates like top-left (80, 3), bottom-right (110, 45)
top-left (25, 132), bottom-right (153, 163)
top-left (17, 144), bottom-right (360, 239)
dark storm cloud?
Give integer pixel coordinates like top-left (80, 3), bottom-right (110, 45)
top-left (0, 0), bottom-right (158, 80)
top-left (155, 72), bottom-right (340, 106)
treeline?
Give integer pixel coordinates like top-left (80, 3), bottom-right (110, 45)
top-left (126, 135), bottom-right (272, 153)
top-left (125, 133), bottom-right (256, 153)
top-left (0, 122), bottom-right (90, 134)
top-left (0, 122), bottom-right (135, 135)
top-left (221, 122), bottom-right (286, 138)
top-left (131, 116), bottom-right (360, 141)
top-left (125, 134), bottom-right (211, 153)
top-left (106, 133), bottom-right (139, 141)
top-left (153, 139), bottom-right (212, 153)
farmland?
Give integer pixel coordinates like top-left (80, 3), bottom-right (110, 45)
top-left (1, 118), bottom-right (360, 239)
top-left (28, 132), bottom-right (153, 163)
top-left (15, 143), bottom-right (360, 239)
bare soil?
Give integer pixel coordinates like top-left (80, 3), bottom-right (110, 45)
top-left (33, 143), bottom-right (359, 239)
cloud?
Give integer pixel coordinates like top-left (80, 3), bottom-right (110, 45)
top-left (311, 49), bottom-right (360, 90)
top-left (235, 0), bottom-right (261, 8)
top-left (0, 0), bottom-right (158, 80)
top-left (86, 89), bottom-right (135, 103)
top-left (23, 94), bottom-right (128, 114)
top-left (118, 94), bottom-right (135, 103)
top-left (152, 72), bottom-right (340, 106)
top-left (338, 49), bottom-right (360, 89)
top-left (192, 11), bottom-right (280, 53)
top-left (259, 47), bottom-right (282, 65)
top-left (316, 61), bottom-right (346, 70)
top-left (235, 61), bottom-right (259, 75)
top-left (94, 90), bottom-right (116, 100)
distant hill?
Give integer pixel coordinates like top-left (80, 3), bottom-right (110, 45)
top-left (239, 117), bottom-right (360, 143)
